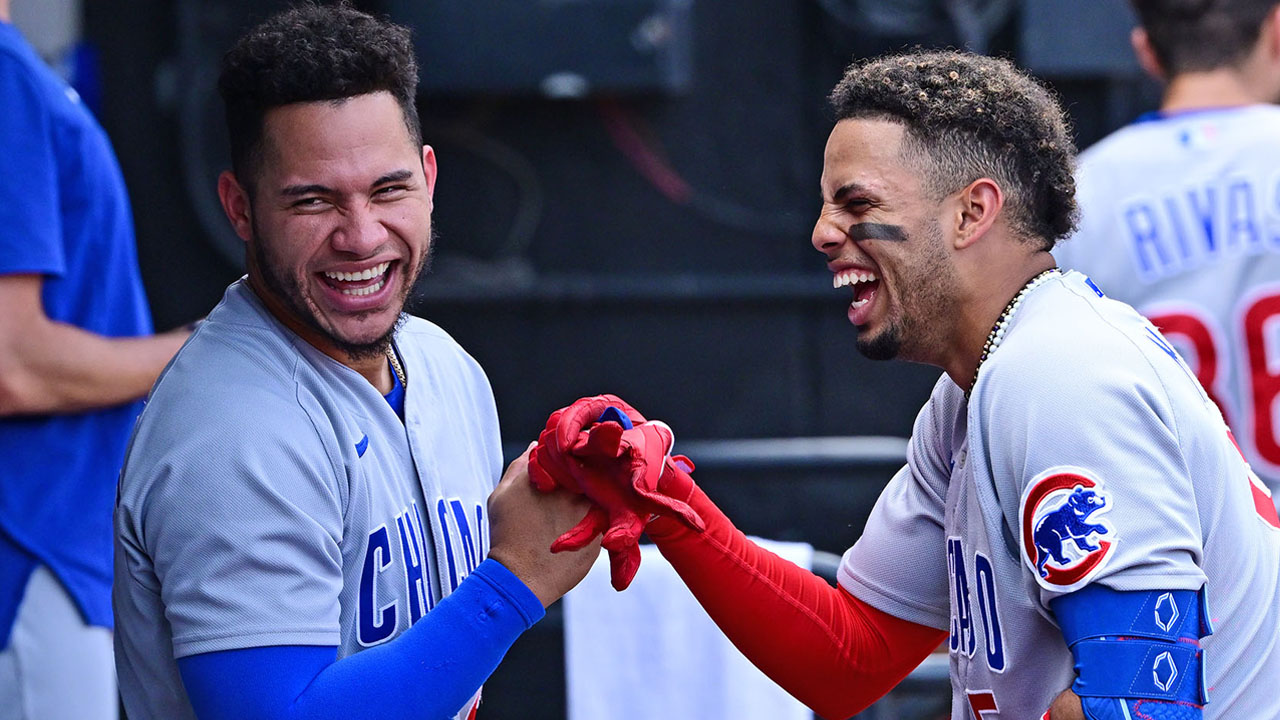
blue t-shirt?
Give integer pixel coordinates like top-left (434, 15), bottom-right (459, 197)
top-left (0, 21), bottom-right (153, 643)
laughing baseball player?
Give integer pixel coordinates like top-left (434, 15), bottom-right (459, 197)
top-left (531, 51), bottom-right (1280, 720)
top-left (112, 7), bottom-right (597, 720)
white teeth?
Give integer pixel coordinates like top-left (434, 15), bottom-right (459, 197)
top-left (850, 298), bottom-right (869, 308)
top-left (324, 261), bottom-right (390, 283)
top-left (340, 277), bottom-right (386, 296)
top-left (832, 269), bottom-right (879, 289)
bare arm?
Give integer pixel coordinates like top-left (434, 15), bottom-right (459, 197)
top-left (0, 274), bottom-right (190, 416)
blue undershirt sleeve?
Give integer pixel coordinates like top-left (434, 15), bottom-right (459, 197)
top-left (178, 558), bottom-right (544, 720)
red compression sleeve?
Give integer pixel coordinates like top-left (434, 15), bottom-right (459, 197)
top-left (647, 485), bottom-right (947, 720)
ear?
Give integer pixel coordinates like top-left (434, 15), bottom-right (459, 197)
top-left (1266, 6), bottom-right (1280, 60)
top-left (217, 171), bottom-right (254, 242)
top-left (1131, 27), bottom-right (1167, 82)
top-left (951, 177), bottom-right (1004, 250)
top-left (421, 145), bottom-right (438, 203)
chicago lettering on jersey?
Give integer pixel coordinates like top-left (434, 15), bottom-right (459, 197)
top-left (1120, 172), bottom-right (1280, 282)
top-left (436, 497), bottom-right (486, 592)
top-left (947, 537), bottom-right (1006, 673)
top-left (358, 498), bottom-right (486, 646)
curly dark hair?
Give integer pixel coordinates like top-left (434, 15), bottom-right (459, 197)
top-left (829, 50), bottom-right (1078, 249)
top-left (218, 1), bottom-right (421, 192)
top-left (1132, 0), bottom-right (1277, 74)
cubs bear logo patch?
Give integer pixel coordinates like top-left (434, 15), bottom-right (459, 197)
top-left (1019, 467), bottom-right (1118, 591)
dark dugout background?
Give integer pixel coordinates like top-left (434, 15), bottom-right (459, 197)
top-left (83, 1), bottom-right (1158, 716)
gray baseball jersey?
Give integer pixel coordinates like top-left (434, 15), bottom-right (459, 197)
top-left (1054, 104), bottom-right (1280, 512)
top-left (113, 279), bottom-right (503, 720)
top-left (838, 271), bottom-right (1280, 719)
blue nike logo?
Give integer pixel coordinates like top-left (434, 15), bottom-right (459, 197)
top-left (356, 434), bottom-right (369, 457)
top-left (1084, 276), bottom-right (1104, 297)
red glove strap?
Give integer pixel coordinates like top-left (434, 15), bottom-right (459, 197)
top-left (648, 484), bottom-right (946, 720)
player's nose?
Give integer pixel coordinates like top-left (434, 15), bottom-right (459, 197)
top-left (812, 212), bottom-right (845, 255)
top-left (330, 204), bottom-right (388, 255)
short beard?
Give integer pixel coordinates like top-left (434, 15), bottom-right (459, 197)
top-left (247, 220), bottom-right (435, 362)
top-left (856, 321), bottom-right (902, 361)
top-left (336, 314), bottom-right (407, 361)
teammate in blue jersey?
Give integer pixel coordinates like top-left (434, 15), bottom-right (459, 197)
top-left (528, 50), bottom-right (1280, 720)
top-left (1054, 0), bottom-right (1280, 512)
top-left (112, 6), bottom-right (599, 720)
top-left (0, 1), bottom-right (193, 717)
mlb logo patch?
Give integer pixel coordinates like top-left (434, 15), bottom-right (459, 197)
top-left (1019, 468), bottom-right (1118, 591)
top-left (1177, 122), bottom-right (1219, 150)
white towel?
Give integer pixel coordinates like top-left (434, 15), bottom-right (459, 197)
top-left (564, 538), bottom-right (815, 720)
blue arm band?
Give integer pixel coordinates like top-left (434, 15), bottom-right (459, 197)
top-left (1051, 585), bottom-right (1211, 709)
top-left (178, 558), bottom-right (544, 720)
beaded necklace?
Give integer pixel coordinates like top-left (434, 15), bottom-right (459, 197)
top-left (965, 267), bottom-right (1059, 398)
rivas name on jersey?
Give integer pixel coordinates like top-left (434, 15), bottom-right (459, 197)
top-left (1120, 171), bottom-right (1280, 283)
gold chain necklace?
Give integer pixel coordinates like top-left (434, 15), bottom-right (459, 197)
top-left (965, 267), bottom-right (1059, 398)
top-left (386, 345), bottom-right (407, 388)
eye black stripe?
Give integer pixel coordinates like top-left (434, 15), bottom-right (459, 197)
top-left (846, 222), bottom-right (907, 242)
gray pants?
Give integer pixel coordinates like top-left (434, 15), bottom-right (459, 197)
top-left (0, 566), bottom-right (117, 720)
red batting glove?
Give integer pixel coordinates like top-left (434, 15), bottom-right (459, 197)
top-left (528, 396), bottom-right (648, 585)
top-left (528, 397), bottom-right (704, 590)
top-left (614, 421), bottom-right (703, 533)
top-left (528, 394), bottom-right (645, 494)
top-left (550, 394), bottom-right (647, 453)
top-left (528, 396), bottom-right (634, 498)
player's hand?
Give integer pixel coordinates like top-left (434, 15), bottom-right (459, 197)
top-left (487, 444), bottom-right (601, 608)
top-left (528, 396), bottom-right (705, 590)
